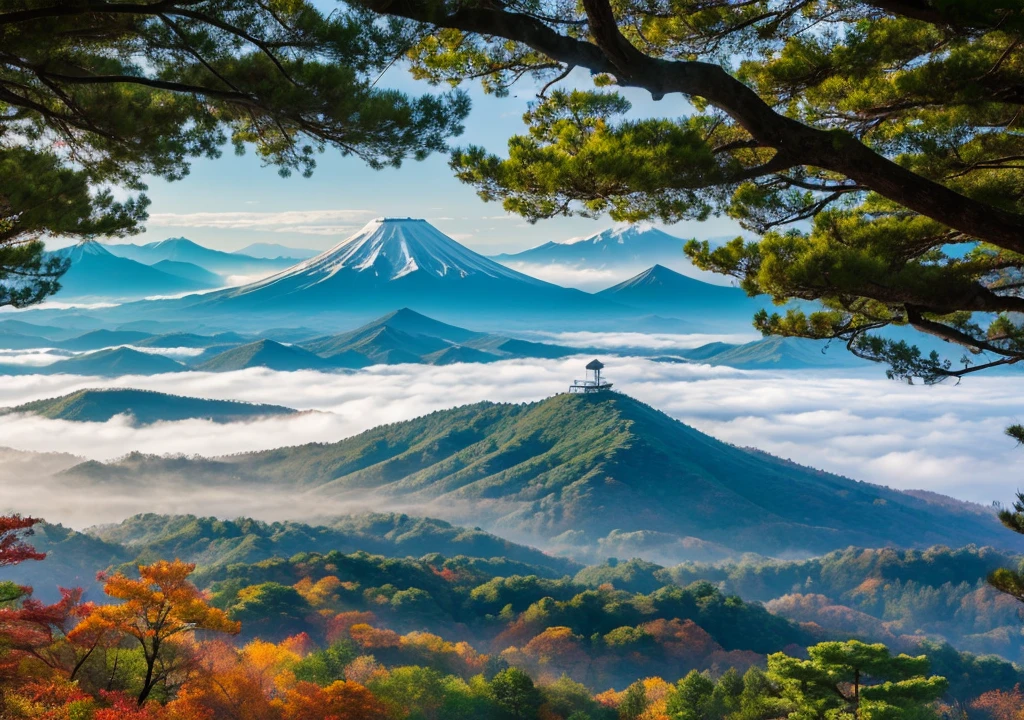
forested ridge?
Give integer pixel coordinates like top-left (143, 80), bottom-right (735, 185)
top-left (56, 393), bottom-right (1022, 560)
top-left (4, 512), bottom-right (1024, 718)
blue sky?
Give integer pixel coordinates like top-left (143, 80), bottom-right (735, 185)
top-left (124, 65), bottom-right (743, 256)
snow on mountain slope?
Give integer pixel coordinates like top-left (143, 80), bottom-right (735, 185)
top-left (244, 217), bottom-right (549, 290)
top-left (163, 218), bottom-right (630, 325)
top-left (491, 224), bottom-right (687, 267)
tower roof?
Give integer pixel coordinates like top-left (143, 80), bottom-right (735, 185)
top-left (586, 359), bottom-right (605, 370)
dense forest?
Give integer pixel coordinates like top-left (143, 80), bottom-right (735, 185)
top-left (54, 394), bottom-right (1023, 561)
top-left (4, 512), bottom-right (1024, 718)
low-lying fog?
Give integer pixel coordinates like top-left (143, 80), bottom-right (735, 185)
top-left (0, 354), bottom-right (1021, 527)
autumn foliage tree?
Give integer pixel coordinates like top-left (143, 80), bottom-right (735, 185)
top-left (71, 560), bottom-right (240, 705)
top-left (0, 516), bottom-right (44, 572)
top-left (0, 515), bottom-right (85, 695)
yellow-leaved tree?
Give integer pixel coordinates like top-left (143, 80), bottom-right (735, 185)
top-left (70, 560), bottom-right (240, 705)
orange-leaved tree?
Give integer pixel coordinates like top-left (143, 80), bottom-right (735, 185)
top-left (277, 680), bottom-right (387, 720)
top-left (71, 560), bottom-right (240, 705)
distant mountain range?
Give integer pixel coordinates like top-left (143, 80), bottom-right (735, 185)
top-left (1, 388), bottom-right (296, 425)
top-left (667, 336), bottom-right (867, 370)
top-left (175, 218), bottom-right (627, 326)
top-left (106, 237), bottom-right (294, 276)
top-left (0, 306), bottom-right (878, 375)
top-left (39, 225), bottom-right (783, 334)
top-left (234, 243), bottom-right (319, 260)
top-left (58, 392), bottom-right (1018, 561)
top-left (491, 224), bottom-right (692, 270)
top-left (52, 244), bottom-right (220, 300)
top-left (300, 308), bottom-right (576, 367)
top-left (0, 309), bottom-right (580, 375)
top-left (44, 347), bottom-right (186, 376)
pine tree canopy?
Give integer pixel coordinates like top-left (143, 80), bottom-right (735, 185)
top-left (0, 0), bottom-right (469, 305)
top-left (769, 640), bottom-right (947, 718)
top-left (355, 0), bottom-right (1024, 381)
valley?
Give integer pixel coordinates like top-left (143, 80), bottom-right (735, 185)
top-left (1, 220), bottom-right (1020, 720)
top-left (5, 6), bottom-right (1022, 718)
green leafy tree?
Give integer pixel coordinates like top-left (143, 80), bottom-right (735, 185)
top-left (618, 680), bottom-right (648, 720)
top-left (292, 639), bottom-right (358, 686)
top-left (768, 640), bottom-right (947, 719)
top-left (0, 1), bottom-right (467, 305)
top-left (369, 665), bottom-right (449, 720)
top-left (227, 582), bottom-right (311, 638)
top-left (666, 670), bottom-right (716, 720)
top-left (491, 667), bottom-right (542, 720)
top-left (710, 668), bottom-right (745, 718)
top-left (989, 491), bottom-right (1024, 610)
top-left (354, 0), bottom-right (1024, 382)
top-left (736, 666), bottom-right (790, 720)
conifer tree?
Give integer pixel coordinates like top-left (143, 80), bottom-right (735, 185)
top-left (354, 0), bottom-right (1024, 381)
top-left (0, 1), bottom-right (468, 306)
top-left (768, 640), bottom-right (947, 719)
top-left (989, 490), bottom-right (1024, 608)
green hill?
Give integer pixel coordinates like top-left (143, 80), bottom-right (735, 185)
top-left (0, 388), bottom-right (296, 425)
top-left (46, 347), bottom-right (185, 376)
top-left (63, 392), bottom-right (1019, 559)
top-left (11, 512), bottom-right (579, 599)
top-left (196, 339), bottom-right (339, 371)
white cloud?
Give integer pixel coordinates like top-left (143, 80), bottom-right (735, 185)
top-left (503, 262), bottom-right (632, 290)
top-left (501, 261), bottom-right (737, 291)
top-left (0, 349), bottom-right (74, 367)
top-left (119, 345), bottom-right (207, 359)
top-left (0, 300), bottom-right (120, 312)
top-left (274, 225), bottom-right (360, 236)
top-left (146, 209), bottom-right (376, 235)
top-left (530, 331), bottom-right (760, 350)
top-left (0, 358), bottom-right (1022, 511)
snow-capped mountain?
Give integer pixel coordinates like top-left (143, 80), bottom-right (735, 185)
top-left (492, 224), bottom-right (690, 269)
top-left (253, 217), bottom-right (548, 286)
top-left (188, 218), bottom-right (611, 324)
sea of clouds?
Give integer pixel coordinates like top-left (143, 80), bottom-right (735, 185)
top-left (0, 356), bottom-right (1020, 512)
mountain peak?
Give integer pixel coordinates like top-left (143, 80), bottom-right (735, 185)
top-left (79, 388), bottom-right (1023, 559)
top-left (563, 223), bottom-right (664, 246)
top-left (148, 237), bottom-right (202, 250)
top-left (602, 264), bottom-right (711, 293)
top-left (490, 224), bottom-right (689, 270)
top-left (248, 218), bottom-right (545, 286)
top-left (59, 242), bottom-right (114, 261)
